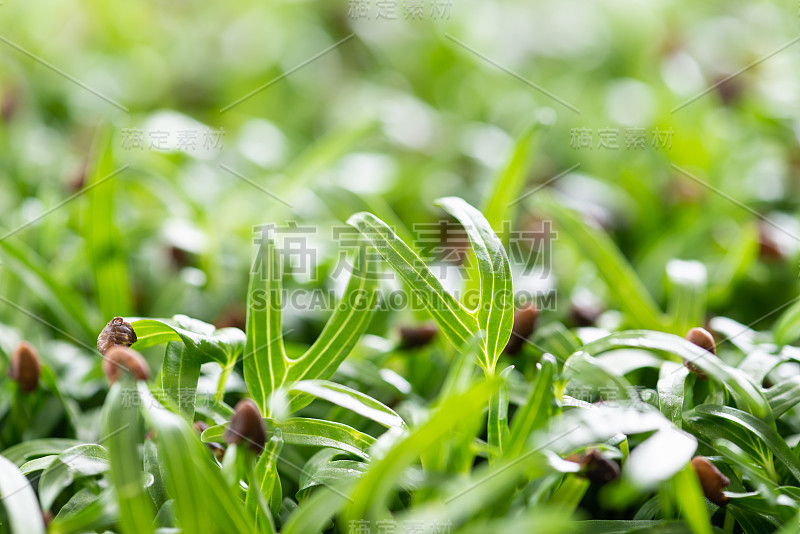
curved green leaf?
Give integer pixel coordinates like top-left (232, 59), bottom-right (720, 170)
top-left (657, 361), bottom-right (689, 426)
top-left (0, 454), bottom-right (47, 534)
top-left (580, 330), bottom-right (771, 420)
top-left (2, 438), bottom-right (85, 466)
top-left (297, 449), bottom-right (367, 500)
top-left (436, 196), bottom-right (514, 371)
top-left (774, 298), bottom-right (800, 346)
top-left (132, 314), bottom-right (245, 367)
top-left (203, 417), bottom-right (376, 460)
top-left (766, 377), bottom-right (800, 419)
top-left (684, 404), bottom-right (800, 483)
top-left (286, 380), bottom-right (405, 428)
top-left (346, 211), bottom-right (474, 347)
top-left (39, 444), bottom-right (109, 511)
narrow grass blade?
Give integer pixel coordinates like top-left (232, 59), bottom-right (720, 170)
top-left (765, 377), bottom-right (800, 418)
top-left (343, 378), bottom-right (499, 521)
top-left (102, 382), bottom-right (155, 534)
top-left (507, 353), bottom-right (557, 458)
top-left (0, 239), bottom-right (94, 339)
top-left (536, 198), bottom-right (665, 330)
top-left (774, 299), bottom-right (800, 346)
top-left (666, 259), bottom-right (707, 335)
top-left (84, 130), bottom-right (133, 319)
top-left (487, 366), bottom-right (512, 462)
top-left (137, 383), bottom-right (254, 533)
top-left (160, 341), bottom-right (201, 419)
top-left (245, 430), bottom-right (283, 532)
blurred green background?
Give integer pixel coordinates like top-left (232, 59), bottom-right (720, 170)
top-left (2, 0), bottom-right (800, 350)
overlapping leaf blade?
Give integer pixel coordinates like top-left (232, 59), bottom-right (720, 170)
top-left (347, 197), bottom-right (514, 372)
top-left (244, 234), bottom-right (379, 416)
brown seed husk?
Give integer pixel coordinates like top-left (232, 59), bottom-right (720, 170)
top-left (504, 303), bottom-right (540, 355)
top-left (103, 346), bottom-right (150, 384)
top-left (759, 222), bottom-right (786, 261)
top-left (8, 341), bottom-right (41, 393)
top-left (684, 327), bottom-right (716, 380)
top-left (566, 448), bottom-right (620, 486)
top-left (399, 323), bottom-right (437, 349)
top-left (97, 316), bottom-right (137, 355)
top-left (691, 456), bottom-right (730, 506)
top-left (686, 327), bottom-right (716, 355)
top-left (224, 399), bottom-right (266, 453)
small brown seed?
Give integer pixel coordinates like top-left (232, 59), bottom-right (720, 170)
top-left (102, 346), bottom-right (150, 384)
top-left (504, 303), bottom-right (539, 355)
top-left (97, 317), bottom-right (137, 355)
top-left (8, 341), bottom-right (41, 393)
top-left (713, 75), bottom-right (743, 106)
top-left (399, 323), bottom-right (437, 349)
top-left (686, 327), bottom-right (715, 355)
top-left (224, 399), bottom-right (266, 453)
top-left (691, 456), bottom-right (730, 506)
top-left (758, 222), bottom-right (785, 261)
top-left (684, 327), bottom-right (716, 380)
top-left (566, 448), bottom-right (620, 486)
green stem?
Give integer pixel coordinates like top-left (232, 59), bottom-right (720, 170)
top-left (723, 509), bottom-right (735, 534)
top-left (215, 359), bottom-right (236, 404)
